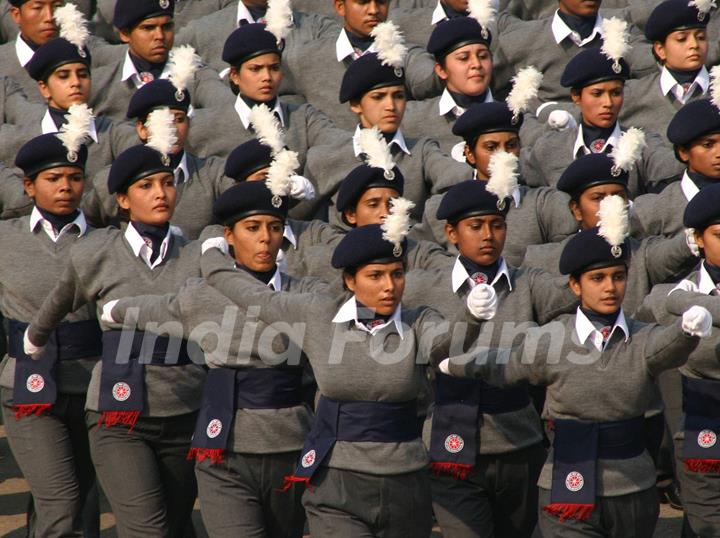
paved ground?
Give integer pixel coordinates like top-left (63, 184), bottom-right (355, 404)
top-left (0, 424), bottom-right (683, 537)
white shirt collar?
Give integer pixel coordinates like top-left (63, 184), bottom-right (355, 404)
top-left (660, 66), bottom-right (709, 104)
top-left (575, 306), bottom-right (630, 352)
top-left (680, 170), bottom-right (700, 202)
top-left (268, 265), bottom-right (282, 291)
top-left (353, 125), bottom-right (411, 157)
top-left (336, 28), bottom-right (375, 62)
top-left (431, 0), bottom-right (449, 24)
top-left (41, 108), bottom-right (99, 143)
top-left (15, 35), bottom-right (35, 67)
top-left (283, 222), bottom-right (297, 249)
top-left (236, 1), bottom-right (256, 25)
top-left (332, 295), bottom-right (405, 339)
top-left (174, 152), bottom-right (189, 185)
top-left (30, 206), bottom-right (87, 241)
top-left (234, 94), bottom-right (285, 129)
top-left (551, 10), bottom-right (603, 46)
top-left (573, 121), bottom-right (622, 158)
top-left (438, 87), bottom-right (494, 118)
top-left (121, 50), bottom-right (171, 88)
top-left (696, 263), bottom-right (717, 295)
top-left (451, 256), bottom-right (513, 293)
top-left (124, 222), bottom-right (173, 269)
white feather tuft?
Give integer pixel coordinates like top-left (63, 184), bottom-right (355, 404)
top-left (145, 107), bottom-right (178, 158)
top-left (467, 0), bottom-right (495, 35)
top-left (266, 148), bottom-right (299, 198)
top-left (506, 66), bottom-right (542, 121)
top-left (54, 3), bottom-right (89, 52)
top-left (486, 152), bottom-right (519, 201)
top-left (710, 66), bottom-right (720, 109)
top-left (168, 45), bottom-right (200, 95)
top-left (249, 104), bottom-right (285, 156)
top-left (56, 103), bottom-right (93, 157)
top-left (690, 0), bottom-right (716, 17)
top-left (265, 0), bottom-right (293, 43)
top-left (600, 17), bottom-right (630, 71)
top-left (597, 195), bottom-right (629, 249)
top-left (371, 21), bottom-right (407, 69)
top-left (358, 127), bottom-right (395, 174)
top-left (381, 197), bottom-right (414, 253)
top-left (609, 127), bottom-right (646, 174)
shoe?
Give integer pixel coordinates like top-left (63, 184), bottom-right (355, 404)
top-left (658, 482), bottom-right (683, 510)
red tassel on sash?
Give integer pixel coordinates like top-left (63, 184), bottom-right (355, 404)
top-left (187, 448), bottom-right (225, 464)
top-left (13, 404), bottom-right (52, 420)
top-left (543, 503), bottom-right (595, 522)
top-left (685, 458), bottom-right (720, 474)
top-left (277, 475), bottom-right (312, 493)
top-left (98, 411), bottom-right (140, 431)
top-left (429, 462), bottom-right (473, 480)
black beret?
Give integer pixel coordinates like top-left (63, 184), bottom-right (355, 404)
top-left (225, 140), bottom-right (273, 181)
top-left (222, 23), bottom-right (282, 66)
top-left (107, 145), bottom-right (173, 194)
top-left (645, 0), bottom-right (710, 42)
top-left (339, 52), bottom-right (405, 103)
top-left (559, 227), bottom-right (630, 275)
top-left (336, 164), bottom-right (404, 213)
top-left (452, 102), bottom-right (523, 143)
top-left (127, 79), bottom-right (190, 119)
top-left (26, 38), bottom-right (91, 81)
top-left (213, 180), bottom-right (288, 226)
top-left (667, 99), bottom-right (720, 146)
top-left (426, 17), bottom-right (492, 59)
top-left (557, 153), bottom-right (629, 195)
top-left (8, 0), bottom-right (28, 6)
top-left (437, 179), bottom-right (511, 222)
top-left (15, 133), bottom-right (88, 178)
top-left (114, 0), bottom-right (175, 29)
top-left (561, 48), bottom-right (630, 89)
top-left (684, 183), bottom-right (720, 229)
top-left (331, 223), bottom-right (407, 269)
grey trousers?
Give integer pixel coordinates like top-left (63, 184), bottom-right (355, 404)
top-left (431, 442), bottom-right (546, 538)
top-left (194, 451), bottom-right (305, 538)
top-left (303, 466), bottom-right (433, 538)
top-left (86, 410), bottom-right (198, 538)
top-left (537, 487), bottom-right (659, 538)
top-left (676, 435), bottom-right (720, 537)
top-left (1, 390), bottom-right (96, 538)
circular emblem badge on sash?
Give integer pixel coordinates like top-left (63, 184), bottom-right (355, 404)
top-left (471, 272), bottom-right (488, 285)
top-left (565, 471), bottom-right (584, 492)
top-left (112, 382), bottom-right (131, 402)
top-left (26, 374), bottom-right (44, 393)
top-left (698, 429), bottom-right (717, 449)
top-left (444, 434), bottom-right (465, 453)
top-left (301, 449), bottom-right (316, 468)
top-left (206, 419), bottom-right (222, 438)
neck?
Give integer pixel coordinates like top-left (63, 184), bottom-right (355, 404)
top-left (688, 170), bottom-right (720, 188)
top-left (238, 263), bottom-right (277, 285)
top-left (241, 93), bottom-right (277, 108)
top-left (448, 89), bottom-right (489, 110)
top-left (441, 1), bottom-right (468, 18)
top-left (580, 305), bottom-right (620, 327)
top-left (36, 206), bottom-right (80, 231)
top-left (344, 26), bottom-right (372, 41)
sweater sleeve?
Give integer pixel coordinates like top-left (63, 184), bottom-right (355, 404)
top-left (643, 320), bottom-right (700, 377)
top-left (666, 288), bottom-right (720, 327)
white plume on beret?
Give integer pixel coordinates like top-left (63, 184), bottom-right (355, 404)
top-left (56, 103), bottom-right (93, 158)
top-left (382, 197), bottom-right (414, 255)
top-left (54, 3), bottom-right (89, 52)
top-left (506, 66), bottom-right (542, 122)
top-left (265, 0), bottom-right (294, 43)
top-left (690, 0), bottom-right (716, 17)
top-left (600, 17), bottom-right (630, 72)
top-left (710, 65), bottom-right (720, 109)
top-left (250, 104), bottom-right (285, 156)
top-left (609, 127), bottom-right (646, 174)
top-left (597, 194), bottom-right (629, 250)
top-left (266, 148), bottom-right (298, 200)
top-left (358, 127), bottom-right (395, 175)
top-left (467, 0), bottom-right (495, 36)
top-left (486, 151), bottom-right (519, 201)
top-left (371, 21), bottom-right (407, 69)
top-left (168, 45), bottom-right (200, 96)
top-left (145, 107), bottom-right (178, 158)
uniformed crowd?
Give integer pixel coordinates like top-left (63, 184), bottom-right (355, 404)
top-left (3, 0), bottom-right (720, 537)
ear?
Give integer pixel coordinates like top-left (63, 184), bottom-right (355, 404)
top-left (10, 6), bottom-right (21, 26)
top-left (652, 41), bottom-right (667, 64)
top-left (696, 228), bottom-right (705, 250)
top-left (343, 272), bottom-right (356, 292)
top-left (228, 66), bottom-right (241, 86)
top-left (464, 143), bottom-right (477, 167)
top-left (677, 145), bottom-right (691, 164)
top-left (334, 0), bottom-right (346, 18)
top-left (349, 99), bottom-right (363, 116)
top-left (37, 80), bottom-right (52, 101)
top-left (136, 121), bottom-right (148, 142)
top-left (22, 177), bottom-right (35, 198)
top-left (434, 62), bottom-right (449, 82)
top-left (118, 27), bottom-right (132, 45)
top-left (568, 275), bottom-right (582, 298)
top-left (115, 192), bottom-right (131, 211)
top-left (570, 88), bottom-right (582, 106)
top-left (223, 224), bottom-right (236, 250)
top-left (344, 207), bottom-right (358, 226)
top-left (444, 222), bottom-right (458, 245)
top-left (569, 199), bottom-right (583, 224)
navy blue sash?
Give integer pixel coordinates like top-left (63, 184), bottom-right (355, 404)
top-left (429, 373), bottom-right (531, 479)
top-left (188, 366), bottom-right (304, 464)
top-left (545, 416), bottom-right (645, 522)
top-left (682, 376), bottom-right (720, 473)
top-left (8, 319), bottom-right (102, 418)
top-left (97, 329), bottom-right (193, 430)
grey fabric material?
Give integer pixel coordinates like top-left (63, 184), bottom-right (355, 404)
top-left (1, 391), bottom-right (96, 538)
top-left (675, 433), bottom-right (720, 537)
top-left (0, 74), bottom-right (43, 124)
top-left (500, 0), bottom-right (632, 21)
top-left (201, 247), bottom-right (483, 475)
top-left (391, 5), bottom-right (445, 47)
top-left (82, 152), bottom-right (231, 240)
top-left (632, 180), bottom-right (688, 237)
top-left (537, 486), bottom-right (659, 538)
top-left (195, 451), bottom-right (305, 538)
top-left (430, 442), bottom-right (546, 538)
top-left (302, 466), bottom-right (433, 538)
top-left (0, 163), bottom-right (32, 219)
top-left (520, 124), bottom-right (683, 196)
top-left (282, 218), bottom-right (343, 278)
top-left (406, 262), bottom-right (576, 454)
top-left (522, 232), bottom-right (696, 315)
top-left (400, 97), bottom-right (460, 155)
top-left (409, 185), bottom-right (578, 267)
top-left (27, 227), bottom-right (205, 416)
top-left (87, 410), bottom-right (198, 538)
top-left (448, 314), bottom-right (700, 496)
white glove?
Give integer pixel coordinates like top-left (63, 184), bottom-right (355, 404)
top-left (547, 110), bottom-right (577, 131)
top-left (438, 358), bottom-right (451, 375)
top-left (685, 228), bottom-right (701, 257)
top-left (289, 175), bottom-right (316, 201)
top-left (201, 237), bottom-right (229, 255)
top-left (466, 283), bottom-right (498, 320)
top-left (101, 300), bottom-right (119, 324)
top-left (23, 328), bottom-right (43, 360)
top-left (682, 305), bottom-right (712, 338)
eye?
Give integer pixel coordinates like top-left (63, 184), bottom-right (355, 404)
top-left (247, 225), bottom-right (258, 232)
